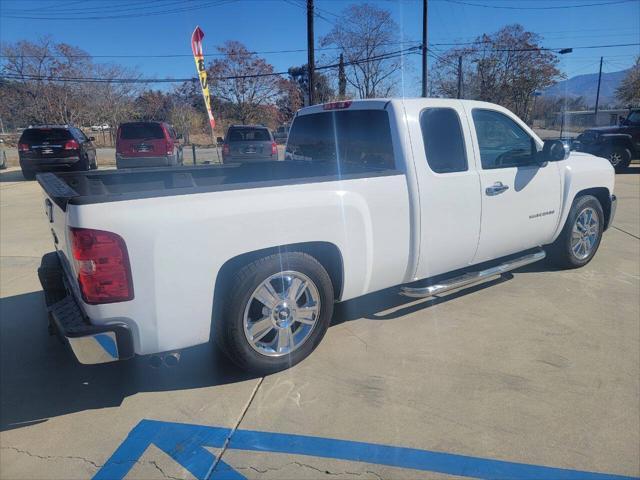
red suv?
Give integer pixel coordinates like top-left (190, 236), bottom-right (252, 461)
top-left (115, 121), bottom-right (183, 169)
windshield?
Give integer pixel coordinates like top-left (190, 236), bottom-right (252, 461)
top-left (627, 111), bottom-right (640, 125)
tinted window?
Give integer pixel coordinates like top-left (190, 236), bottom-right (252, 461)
top-left (73, 128), bottom-right (88, 141)
top-left (627, 111), bottom-right (640, 125)
top-left (227, 128), bottom-right (271, 142)
top-left (119, 123), bottom-right (164, 140)
top-left (20, 128), bottom-right (72, 143)
top-left (472, 109), bottom-right (535, 169)
top-left (285, 110), bottom-right (395, 170)
top-left (420, 108), bottom-right (467, 173)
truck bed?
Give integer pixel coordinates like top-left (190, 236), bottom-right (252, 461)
top-left (37, 161), bottom-right (399, 210)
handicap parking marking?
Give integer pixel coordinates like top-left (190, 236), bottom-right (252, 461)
top-left (95, 419), bottom-right (639, 480)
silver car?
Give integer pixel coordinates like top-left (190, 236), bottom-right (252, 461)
top-left (221, 125), bottom-right (277, 163)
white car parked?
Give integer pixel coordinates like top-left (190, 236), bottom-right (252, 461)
top-left (36, 98), bottom-right (616, 374)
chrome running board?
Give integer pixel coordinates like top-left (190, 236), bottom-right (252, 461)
top-left (400, 248), bottom-right (546, 299)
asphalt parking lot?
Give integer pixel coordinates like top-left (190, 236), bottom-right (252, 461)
top-left (0, 166), bottom-right (638, 480)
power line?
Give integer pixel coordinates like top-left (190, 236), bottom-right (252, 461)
top-left (1, 41), bottom-right (633, 60)
top-left (0, 46), bottom-right (421, 84)
top-left (0, 41), bottom-right (423, 59)
top-left (443, 0), bottom-right (637, 9)
top-left (1, 0), bottom-right (239, 20)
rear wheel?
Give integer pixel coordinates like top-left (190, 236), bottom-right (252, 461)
top-left (215, 252), bottom-right (334, 374)
top-left (76, 156), bottom-right (91, 172)
top-left (546, 195), bottom-right (604, 269)
top-left (21, 167), bottom-right (35, 180)
top-left (606, 146), bottom-right (632, 172)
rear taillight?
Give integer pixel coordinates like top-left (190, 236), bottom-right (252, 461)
top-left (18, 143), bottom-right (29, 152)
top-left (64, 139), bottom-right (80, 150)
top-left (271, 142), bottom-right (277, 156)
top-left (222, 144), bottom-right (230, 156)
top-left (70, 227), bottom-right (133, 304)
top-left (166, 139), bottom-right (173, 155)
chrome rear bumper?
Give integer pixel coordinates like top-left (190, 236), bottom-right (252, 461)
top-left (38, 252), bottom-right (134, 365)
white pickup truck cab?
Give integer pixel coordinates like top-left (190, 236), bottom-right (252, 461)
top-left (37, 98), bottom-right (616, 374)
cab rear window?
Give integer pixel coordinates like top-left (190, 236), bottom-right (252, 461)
top-left (119, 123), bottom-right (164, 140)
top-left (20, 129), bottom-right (72, 143)
top-left (285, 110), bottom-right (395, 171)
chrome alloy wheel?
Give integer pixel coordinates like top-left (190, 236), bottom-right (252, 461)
top-left (608, 151), bottom-right (623, 167)
top-left (243, 271), bottom-right (321, 357)
top-left (571, 207), bottom-right (599, 260)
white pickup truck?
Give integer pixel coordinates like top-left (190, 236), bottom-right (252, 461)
top-left (37, 99), bottom-right (616, 374)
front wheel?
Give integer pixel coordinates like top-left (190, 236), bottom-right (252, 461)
top-left (546, 195), bottom-right (604, 269)
top-left (215, 252), bottom-right (334, 374)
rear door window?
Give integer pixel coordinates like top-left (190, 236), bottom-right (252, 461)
top-left (285, 110), bottom-right (395, 171)
top-left (20, 129), bottom-right (72, 144)
top-left (228, 128), bottom-right (271, 142)
top-left (119, 123), bottom-right (164, 140)
top-left (420, 108), bottom-right (467, 173)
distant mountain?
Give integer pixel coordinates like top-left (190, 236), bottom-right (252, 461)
top-left (543, 69), bottom-right (629, 108)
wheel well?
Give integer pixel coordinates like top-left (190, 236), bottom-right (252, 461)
top-left (575, 187), bottom-right (612, 229)
top-left (214, 242), bottom-right (344, 303)
top-left (606, 137), bottom-right (633, 152)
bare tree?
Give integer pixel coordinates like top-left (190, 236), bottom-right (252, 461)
top-left (320, 3), bottom-right (401, 99)
top-left (615, 56), bottom-right (640, 106)
top-left (208, 41), bottom-right (282, 124)
top-left (431, 25), bottom-right (562, 120)
top-left (0, 37), bottom-right (141, 137)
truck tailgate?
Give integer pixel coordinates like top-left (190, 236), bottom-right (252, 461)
top-left (37, 173), bottom-right (76, 277)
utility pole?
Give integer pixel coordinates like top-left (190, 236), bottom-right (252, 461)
top-left (338, 53), bottom-right (346, 99)
top-left (457, 55), bottom-right (463, 99)
top-left (594, 56), bottom-right (603, 117)
top-left (306, 0), bottom-right (315, 105)
top-left (421, 0), bottom-right (428, 97)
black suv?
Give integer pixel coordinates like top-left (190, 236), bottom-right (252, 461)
top-left (18, 125), bottom-right (97, 180)
top-left (573, 108), bottom-right (640, 171)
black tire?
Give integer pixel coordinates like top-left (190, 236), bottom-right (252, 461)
top-left (215, 252), bottom-right (334, 374)
top-left (546, 195), bottom-right (604, 269)
top-left (21, 167), bottom-right (35, 180)
top-left (606, 146), bottom-right (632, 172)
top-left (76, 156), bottom-right (91, 172)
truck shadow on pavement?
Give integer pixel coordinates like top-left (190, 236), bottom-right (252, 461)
top-left (0, 262), bottom-right (551, 432)
top-left (0, 170), bottom-right (28, 182)
top-left (0, 291), bottom-right (258, 432)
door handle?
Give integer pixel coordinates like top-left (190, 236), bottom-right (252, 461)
top-left (486, 181), bottom-right (509, 196)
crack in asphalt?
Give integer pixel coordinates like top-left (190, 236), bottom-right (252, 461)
top-left (612, 225), bottom-right (640, 240)
top-left (1, 446), bottom-right (101, 469)
top-left (236, 461), bottom-right (385, 479)
top-left (2, 446), bottom-right (187, 480)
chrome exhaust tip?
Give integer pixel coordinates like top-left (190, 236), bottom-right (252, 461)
top-left (164, 352), bottom-right (180, 367)
top-left (148, 352), bottom-right (181, 368)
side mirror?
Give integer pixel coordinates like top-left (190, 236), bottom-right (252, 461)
top-left (542, 139), bottom-right (569, 162)
top-left (176, 133), bottom-right (183, 140)
top-left (216, 136), bottom-right (224, 144)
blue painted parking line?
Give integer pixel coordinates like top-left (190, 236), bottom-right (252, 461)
top-left (94, 419), bottom-right (639, 480)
